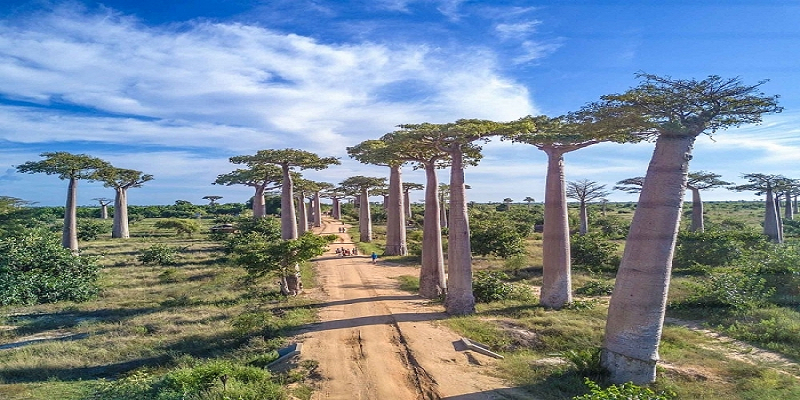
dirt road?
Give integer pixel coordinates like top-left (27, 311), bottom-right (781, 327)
top-left (296, 218), bottom-right (530, 400)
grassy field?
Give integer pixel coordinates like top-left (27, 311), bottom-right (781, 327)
top-left (2, 201), bottom-right (799, 399)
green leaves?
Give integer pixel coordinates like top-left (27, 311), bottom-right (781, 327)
top-left (16, 151), bottom-right (111, 180)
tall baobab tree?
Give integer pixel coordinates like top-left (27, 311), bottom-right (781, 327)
top-left (505, 112), bottom-right (638, 309)
top-left (685, 171), bottom-right (732, 232)
top-left (213, 164), bottom-right (283, 218)
top-left (93, 197), bottom-right (113, 219)
top-left (16, 152), bottom-right (110, 251)
top-left (311, 182), bottom-right (334, 227)
top-left (730, 173), bottom-right (789, 243)
top-left (202, 195), bottom-right (223, 206)
top-left (340, 176), bottom-right (386, 243)
top-left (523, 196), bottom-right (535, 207)
top-left (322, 186), bottom-right (347, 220)
top-left (566, 179), bottom-right (610, 235)
top-left (402, 182), bottom-right (424, 219)
top-left (601, 74), bottom-right (781, 384)
top-left (236, 149), bottom-right (340, 240)
top-left (95, 167), bottom-right (153, 239)
top-left (348, 139), bottom-right (410, 256)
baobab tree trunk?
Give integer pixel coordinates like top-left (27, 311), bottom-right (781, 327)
top-left (689, 186), bottom-right (704, 232)
top-left (297, 195), bottom-right (308, 235)
top-left (404, 189), bottom-right (412, 219)
top-left (439, 194), bottom-right (448, 229)
top-left (281, 165), bottom-right (298, 240)
top-left (63, 176), bottom-right (79, 251)
top-left (764, 189), bottom-right (781, 243)
top-left (313, 192), bottom-right (322, 227)
top-left (578, 199), bottom-right (588, 236)
top-left (540, 147), bottom-right (572, 309)
top-left (112, 188), bottom-right (130, 239)
top-left (419, 163), bottom-right (446, 299)
top-left (784, 191), bottom-right (794, 221)
top-left (385, 165), bottom-right (407, 256)
top-left (100, 204), bottom-right (108, 219)
top-left (444, 146), bottom-right (475, 315)
top-left (602, 133), bottom-right (695, 385)
top-left (359, 188), bottom-right (372, 242)
top-left (332, 197), bottom-right (341, 220)
top-left (253, 185), bottom-right (266, 218)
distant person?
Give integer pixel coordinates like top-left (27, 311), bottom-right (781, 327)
top-left (371, 252), bottom-right (378, 263)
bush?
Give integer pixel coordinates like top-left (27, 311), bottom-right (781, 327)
top-left (570, 234), bottom-right (620, 271)
top-left (675, 271), bottom-right (774, 311)
top-left (573, 378), bottom-right (676, 400)
top-left (673, 229), bottom-right (767, 271)
top-left (77, 218), bottom-right (110, 241)
top-left (137, 244), bottom-right (181, 265)
top-left (575, 281), bottom-right (614, 297)
top-left (153, 219), bottom-right (201, 236)
top-left (472, 271), bottom-right (513, 302)
top-left (0, 229), bottom-right (100, 305)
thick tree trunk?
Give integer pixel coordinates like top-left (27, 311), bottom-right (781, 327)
top-left (253, 185), bottom-right (266, 218)
top-left (297, 195), bottom-right (308, 235)
top-left (540, 147), bottom-right (572, 309)
top-left (63, 176), bottom-right (79, 251)
top-left (281, 165), bottom-right (298, 240)
top-left (444, 146), bottom-right (475, 315)
top-left (784, 191), bottom-right (794, 221)
top-left (385, 165), bottom-right (407, 256)
top-left (419, 163), bottom-right (446, 299)
top-left (764, 189), bottom-right (781, 243)
top-left (404, 189), bottom-right (412, 219)
top-left (313, 192), bottom-right (322, 227)
top-left (112, 188), bottom-right (130, 238)
top-left (332, 197), bottom-right (341, 220)
top-left (100, 204), bottom-right (108, 219)
top-left (689, 187), bottom-right (704, 232)
top-left (602, 133), bottom-right (695, 385)
top-left (439, 193), bottom-right (448, 229)
top-left (579, 199), bottom-right (588, 236)
top-left (359, 188), bottom-right (372, 242)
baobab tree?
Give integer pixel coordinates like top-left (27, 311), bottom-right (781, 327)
top-left (95, 167), bottom-right (153, 239)
top-left (16, 152), bottom-right (110, 251)
top-left (311, 182), bottom-right (334, 227)
top-left (202, 195), bottom-right (223, 206)
top-left (566, 179), bottom-right (610, 235)
top-left (402, 182), bottom-right (424, 219)
top-left (213, 164), bottom-right (283, 218)
top-left (505, 112), bottom-right (638, 309)
top-left (600, 74), bottom-right (781, 384)
top-left (523, 196), bottom-right (535, 207)
top-left (236, 149), bottom-right (340, 240)
top-left (730, 173), bottom-right (789, 243)
top-left (322, 186), bottom-right (347, 220)
top-left (348, 139), bottom-right (410, 256)
top-left (685, 171), bottom-right (732, 232)
top-left (502, 198), bottom-right (513, 211)
top-left (93, 197), bottom-right (113, 219)
top-left (340, 176), bottom-right (386, 243)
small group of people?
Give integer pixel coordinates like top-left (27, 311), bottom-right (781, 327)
top-left (335, 247), bottom-right (358, 257)
top-left (337, 227), bottom-right (346, 233)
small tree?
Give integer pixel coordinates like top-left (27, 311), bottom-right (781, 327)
top-left (686, 171), bottom-right (732, 232)
top-left (16, 152), bottom-right (111, 251)
top-left (566, 179), bottom-right (610, 235)
top-left (93, 198), bottom-right (113, 219)
top-left (523, 196), bottom-right (535, 207)
top-left (154, 219), bottom-right (201, 236)
top-left (215, 162), bottom-right (284, 219)
top-left (340, 176), bottom-right (386, 243)
top-left (730, 173), bottom-right (788, 243)
top-left (94, 167), bottom-right (153, 239)
top-left (202, 195), bottom-right (223, 206)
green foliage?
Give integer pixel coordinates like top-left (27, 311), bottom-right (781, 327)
top-left (472, 271), bottom-right (513, 302)
top-left (137, 244), bottom-right (182, 265)
top-left (673, 229), bottom-right (768, 271)
top-left (0, 229), bottom-right (100, 305)
top-left (563, 348), bottom-right (604, 380)
top-left (154, 219), bottom-right (201, 236)
top-left (93, 359), bottom-right (284, 400)
top-left (230, 232), bottom-right (336, 278)
top-left (589, 214), bottom-right (629, 239)
top-left (77, 218), bottom-right (110, 241)
top-left (575, 281), bottom-right (614, 297)
top-left (469, 208), bottom-right (530, 258)
top-left (573, 378), bottom-right (676, 400)
top-left (570, 234), bottom-right (620, 271)
top-left (675, 271), bottom-right (774, 311)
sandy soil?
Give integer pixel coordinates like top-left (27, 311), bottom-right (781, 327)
top-left (295, 217), bottom-right (532, 400)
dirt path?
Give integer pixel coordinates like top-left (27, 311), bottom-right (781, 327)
top-left (296, 217), bottom-right (530, 400)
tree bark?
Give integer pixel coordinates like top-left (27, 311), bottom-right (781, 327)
top-left (439, 193), bottom-right (448, 229)
top-left (359, 188), bottom-right (372, 242)
top-left (404, 189), bottom-right (412, 219)
top-left (281, 165), bottom-right (298, 240)
top-left (602, 133), bottom-right (695, 385)
top-left (784, 191), bottom-right (794, 221)
top-left (419, 163), bottom-right (446, 299)
top-left (540, 146), bottom-right (572, 309)
top-left (63, 176), bottom-right (79, 251)
top-left (297, 195), bottom-right (308, 235)
top-left (332, 197), bottom-right (341, 220)
top-left (112, 188), bottom-right (130, 239)
top-left (578, 199), bottom-right (588, 236)
top-left (313, 192), bottom-right (322, 227)
top-left (444, 146), bottom-right (475, 315)
top-left (253, 185), bottom-right (266, 218)
top-left (100, 204), bottom-right (108, 219)
top-left (385, 165), bottom-right (407, 256)
top-left (764, 188), bottom-right (781, 243)
top-left (689, 186), bottom-right (704, 232)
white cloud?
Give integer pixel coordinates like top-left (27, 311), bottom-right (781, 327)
top-left (495, 21), bottom-right (541, 40)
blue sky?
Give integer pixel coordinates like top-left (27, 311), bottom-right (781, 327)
top-left (1, 0), bottom-right (799, 206)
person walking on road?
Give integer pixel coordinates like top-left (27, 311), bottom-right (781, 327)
top-left (371, 252), bottom-right (378, 264)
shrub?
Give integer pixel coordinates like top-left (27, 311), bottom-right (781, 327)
top-left (0, 229), bottom-right (100, 305)
top-left (137, 244), bottom-right (181, 265)
top-left (153, 219), bottom-right (201, 236)
top-left (575, 281), bottom-right (614, 297)
top-left (570, 234), bottom-right (620, 271)
top-left (573, 378), bottom-right (676, 400)
top-left (673, 229), bottom-right (767, 271)
top-left (675, 270), bottom-right (774, 311)
top-left (472, 271), bottom-right (513, 302)
top-left (77, 218), bottom-right (110, 241)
